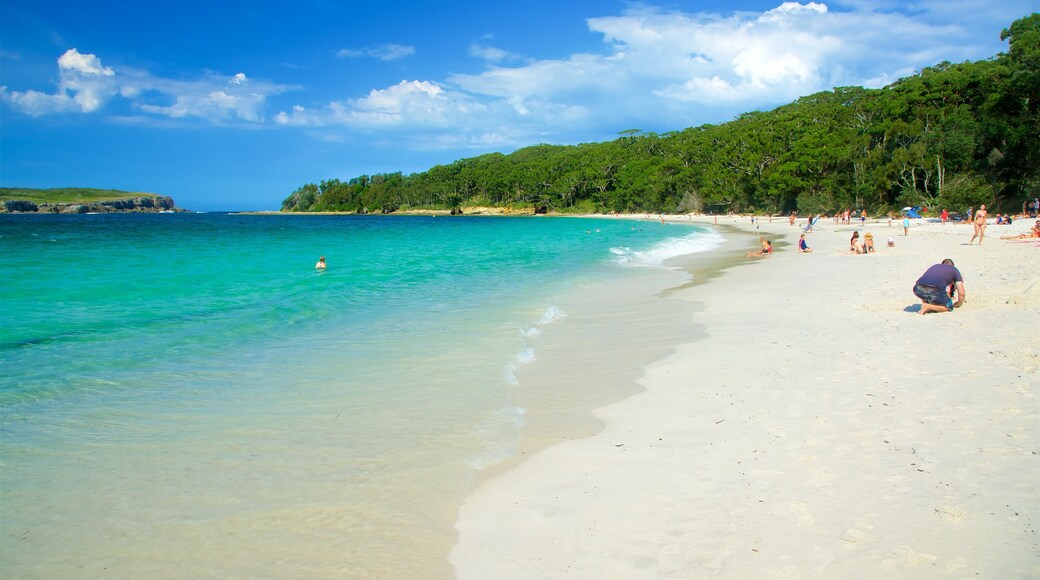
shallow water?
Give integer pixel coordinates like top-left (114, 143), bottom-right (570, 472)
top-left (0, 213), bottom-right (721, 578)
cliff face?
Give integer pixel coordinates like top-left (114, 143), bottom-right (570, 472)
top-left (1, 196), bottom-right (185, 214)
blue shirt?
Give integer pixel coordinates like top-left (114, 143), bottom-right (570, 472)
top-left (916, 263), bottom-right (963, 288)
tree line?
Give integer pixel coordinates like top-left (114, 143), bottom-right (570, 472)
top-left (282, 15), bottom-right (1038, 216)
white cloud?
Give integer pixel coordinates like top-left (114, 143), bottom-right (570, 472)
top-left (3, 49), bottom-right (296, 123)
top-left (468, 43), bottom-right (524, 63)
top-left (4, 48), bottom-right (118, 114)
top-left (7, 1), bottom-right (1032, 148)
top-left (336, 44), bottom-right (416, 61)
top-left (271, 0), bottom-right (1030, 150)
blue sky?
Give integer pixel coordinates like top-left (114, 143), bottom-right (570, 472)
top-left (1, 1), bottom-right (1035, 211)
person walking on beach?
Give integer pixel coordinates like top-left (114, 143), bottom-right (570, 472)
top-left (913, 259), bottom-right (965, 315)
top-left (902, 214), bottom-right (910, 236)
top-left (941, 208), bottom-right (949, 224)
top-left (968, 204), bottom-right (989, 245)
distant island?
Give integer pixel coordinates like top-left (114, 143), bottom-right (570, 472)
top-left (0, 188), bottom-right (188, 214)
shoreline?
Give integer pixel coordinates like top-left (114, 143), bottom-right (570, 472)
top-left (473, 223), bottom-right (762, 487)
top-left (452, 215), bottom-right (1039, 578)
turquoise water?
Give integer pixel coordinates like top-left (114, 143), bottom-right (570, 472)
top-left (0, 213), bottom-right (720, 578)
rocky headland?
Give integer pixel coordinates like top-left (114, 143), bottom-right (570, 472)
top-left (1, 195), bottom-right (186, 214)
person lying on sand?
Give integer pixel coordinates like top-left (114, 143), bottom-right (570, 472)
top-left (1000, 220), bottom-right (1040, 240)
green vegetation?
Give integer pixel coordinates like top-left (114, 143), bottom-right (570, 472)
top-left (1, 187), bottom-right (161, 204)
top-left (282, 15), bottom-right (1028, 216)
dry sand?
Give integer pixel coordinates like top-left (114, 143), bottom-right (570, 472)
top-left (453, 214), bottom-right (1039, 579)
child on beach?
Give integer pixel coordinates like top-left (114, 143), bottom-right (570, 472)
top-left (798, 233), bottom-right (812, 253)
top-left (747, 238), bottom-right (773, 257)
top-left (864, 232), bottom-right (875, 253)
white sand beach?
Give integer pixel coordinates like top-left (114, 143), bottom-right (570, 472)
top-left (453, 215), bottom-right (1039, 578)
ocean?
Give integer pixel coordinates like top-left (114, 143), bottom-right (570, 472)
top-left (0, 213), bottom-right (722, 578)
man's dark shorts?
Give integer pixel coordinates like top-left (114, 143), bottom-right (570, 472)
top-left (913, 284), bottom-right (953, 310)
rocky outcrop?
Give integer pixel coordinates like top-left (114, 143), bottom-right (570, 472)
top-left (2, 196), bottom-right (186, 214)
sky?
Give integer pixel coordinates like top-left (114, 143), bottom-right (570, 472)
top-left (1, 1), bottom-right (1036, 211)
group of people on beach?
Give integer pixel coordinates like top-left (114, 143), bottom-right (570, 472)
top-left (848, 231), bottom-right (876, 254)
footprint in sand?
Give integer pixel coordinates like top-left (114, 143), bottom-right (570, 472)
top-left (934, 506), bottom-right (966, 522)
top-left (840, 528), bottom-right (867, 543)
top-left (886, 546), bottom-right (939, 567)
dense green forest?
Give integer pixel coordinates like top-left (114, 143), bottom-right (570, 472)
top-left (282, 15), bottom-right (1039, 216)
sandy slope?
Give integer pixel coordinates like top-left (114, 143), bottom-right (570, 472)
top-left (453, 215), bottom-right (1039, 579)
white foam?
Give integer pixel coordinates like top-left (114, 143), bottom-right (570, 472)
top-left (504, 347), bottom-right (538, 385)
top-left (538, 306), bottom-right (565, 325)
top-left (611, 229), bottom-right (724, 266)
top-left (520, 326), bottom-right (542, 338)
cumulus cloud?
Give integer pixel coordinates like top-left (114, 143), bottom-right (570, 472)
top-left (6, 1), bottom-right (1030, 148)
top-left (269, 0), bottom-right (1027, 150)
top-left (336, 43), bottom-right (416, 61)
top-left (4, 48), bottom-right (116, 115)
top-left (3, 48), bottom-right (295, 123)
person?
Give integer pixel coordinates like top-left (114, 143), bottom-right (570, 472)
top-left (968, 203), bottom-right (989, 245)
top-left (860, 209), bottom-right (867, 225)
top-left (747, 237), bottom-right (773, 257)
top-left (789, 212), bottom-right (796, 226)
top-left (941, 208), bottom-right (949, 225)
top-left (902, 214), bottom-right (910, 236)
top-left (315, 256), bottom-right (327, 270)
top-left (913, 259), bottom-right (965, 315)
top-left (798, 233), bottom-right (812, 253)
top-left (864, 232), bottom-right (875, 253)
top-left (849, 231), bottom-right (864, 254)
top-left (1001, 220), bottom-right (1040, 240)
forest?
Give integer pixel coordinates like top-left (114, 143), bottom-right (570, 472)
top-left (282, 15), bottom-right (1038, 216)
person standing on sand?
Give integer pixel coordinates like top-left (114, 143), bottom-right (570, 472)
top-left (913, 259), bottom-right (965, 315)
top-left (902, 214), bottom-right (910, 236)
top-left (969, 204), bottom-right (989, 245)
top-left (941, 208), bottom-right (949, 224)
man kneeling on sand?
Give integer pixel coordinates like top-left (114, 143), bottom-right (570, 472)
top-left (913, 259), bottom-right (965, 315)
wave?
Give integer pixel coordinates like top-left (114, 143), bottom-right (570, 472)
top-left (504, 306), bottom-right (565, 385)
top-left (611, 229), bottom-right (724, 266)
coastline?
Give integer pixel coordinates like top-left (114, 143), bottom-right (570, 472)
top-left (452, 214), bottom-right (1039, 578)
top-left (474, 222), bottom-right (761, 485)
